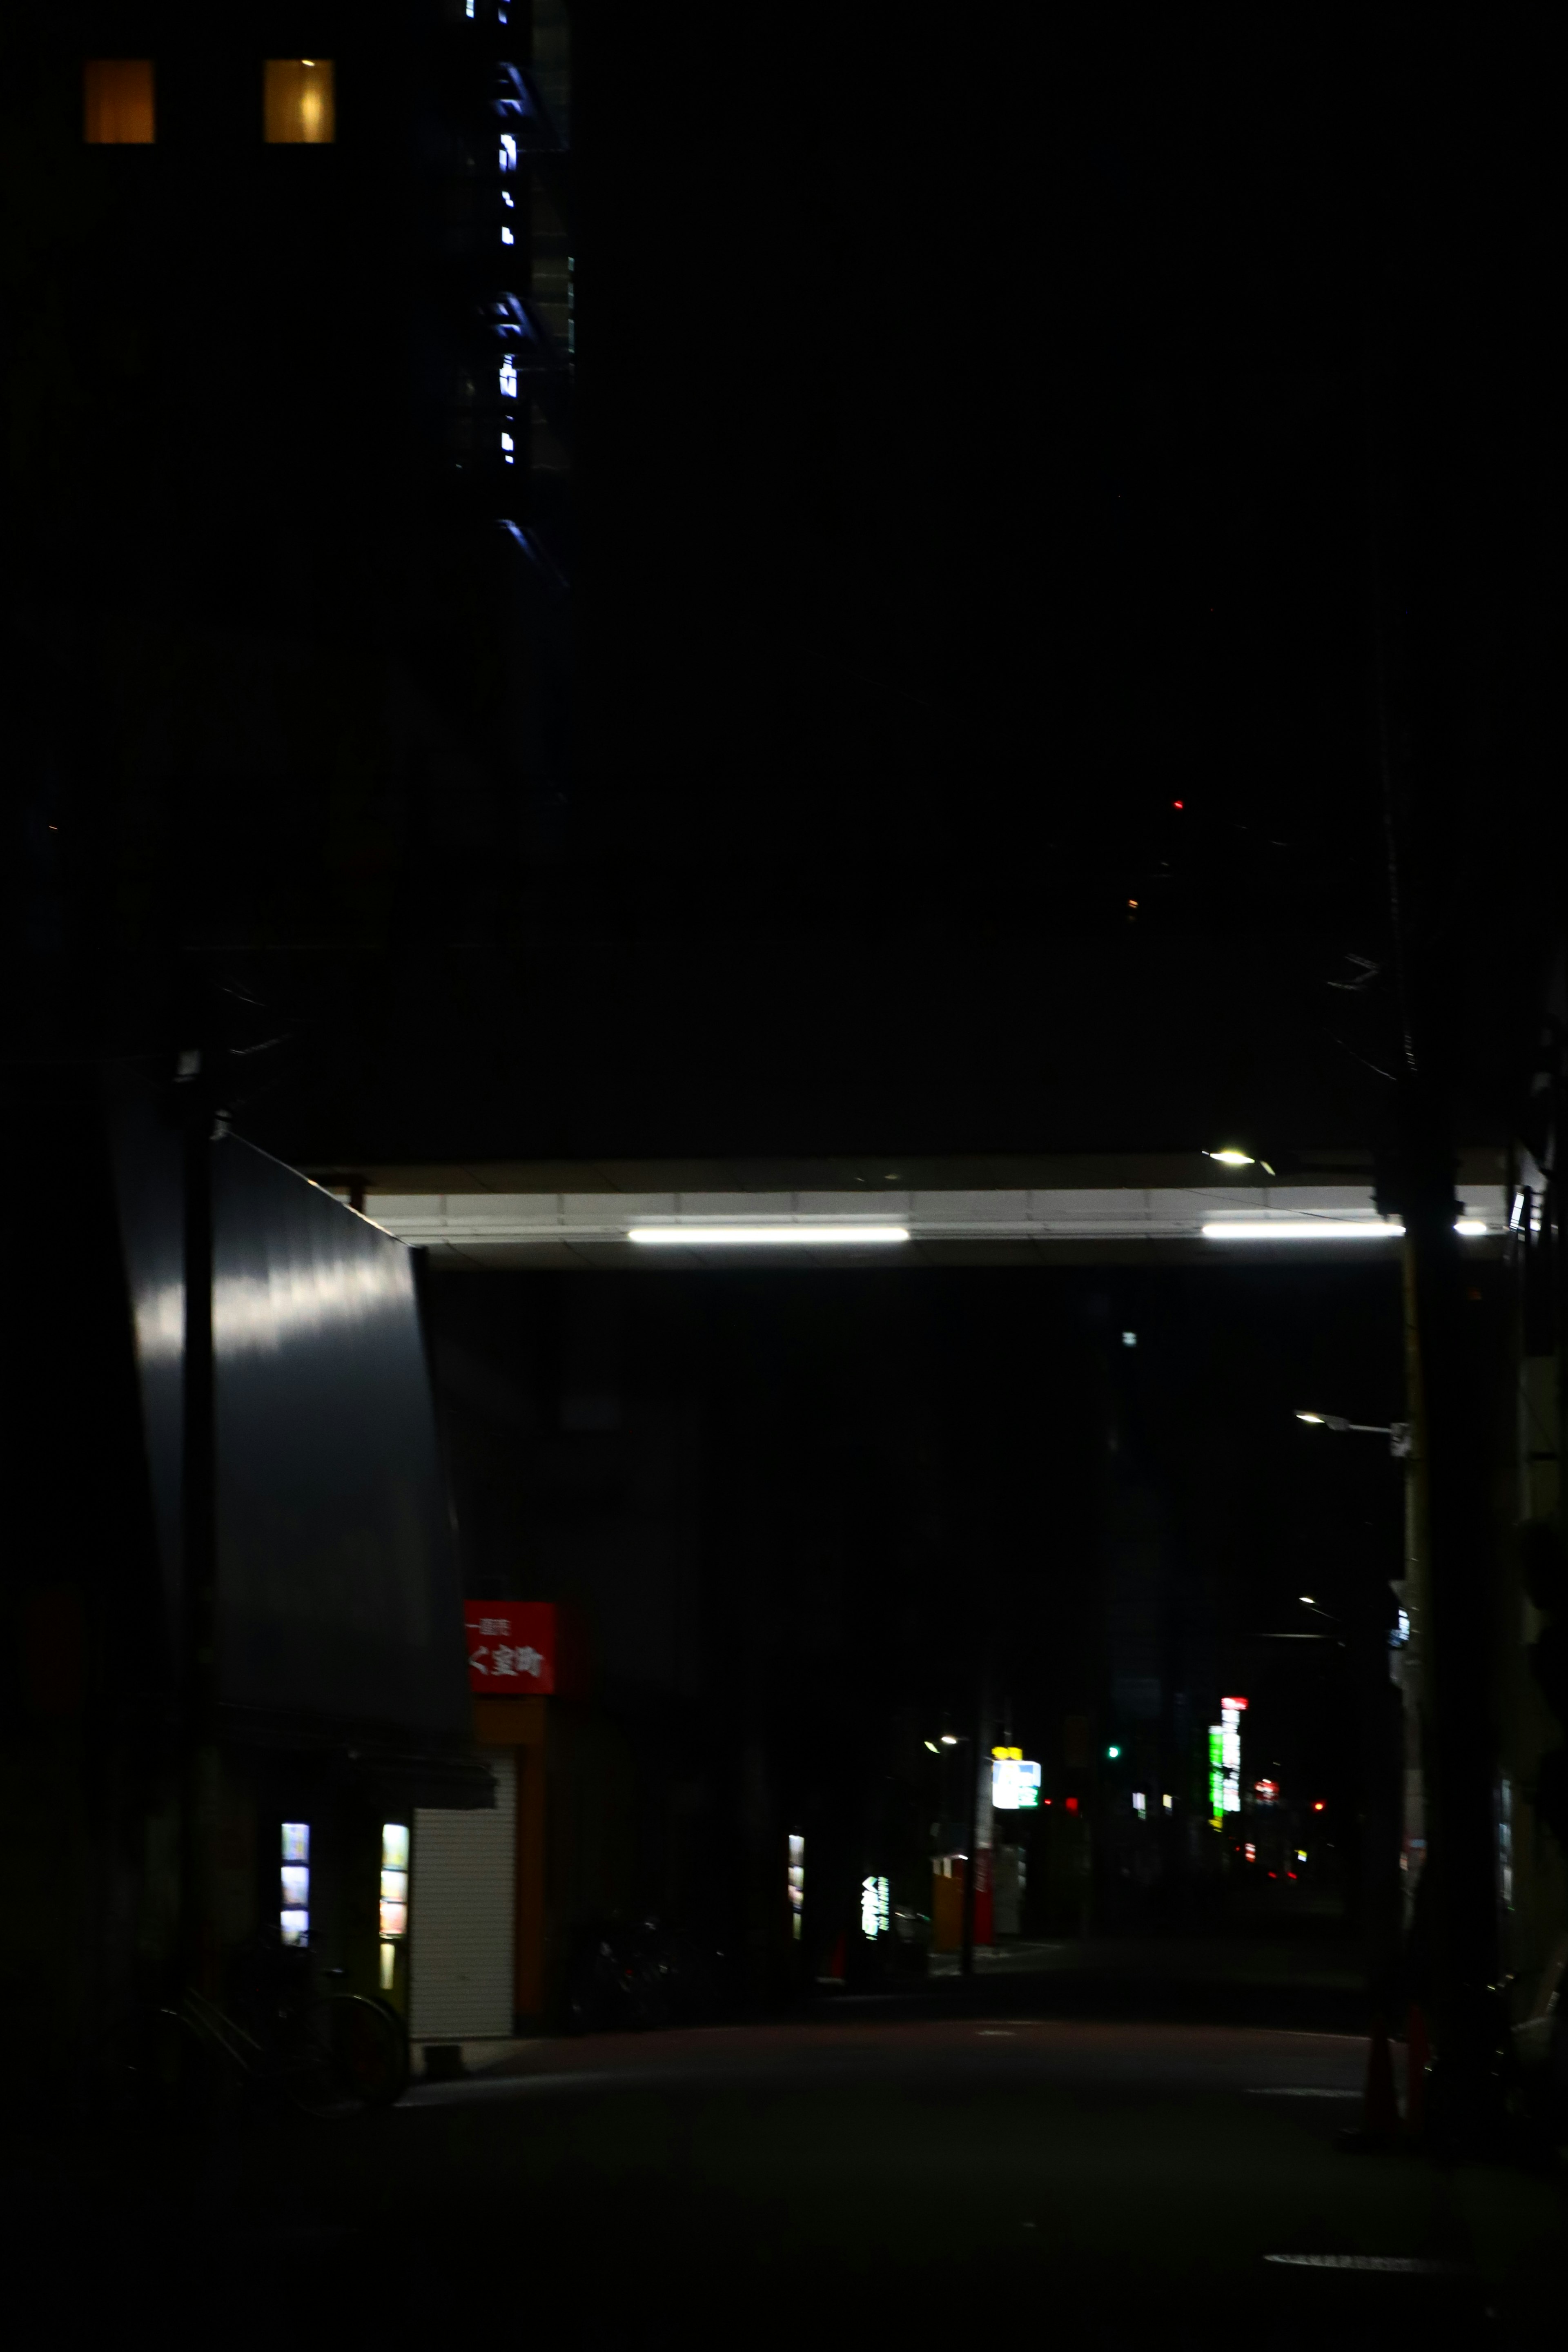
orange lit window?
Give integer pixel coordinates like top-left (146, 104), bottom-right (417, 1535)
top-left (84, 60), bottom-right (155, 145)
top-left (265, 59), bottom-right (336, 144)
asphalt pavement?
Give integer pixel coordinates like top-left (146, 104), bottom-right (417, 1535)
top-left (9, 2008), bottom-right (1563, 2349)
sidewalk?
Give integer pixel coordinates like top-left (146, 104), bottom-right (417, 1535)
top-left (927, 1933), bottom-right (1362, 1989)
top-left (410, 2037), bottom-right (544, 2079)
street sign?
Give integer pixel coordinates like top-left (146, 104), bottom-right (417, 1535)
top-left (992, 1757), bottom-right (1042, 1810)
top-left (464, 1600), bottom-right (556, 1693)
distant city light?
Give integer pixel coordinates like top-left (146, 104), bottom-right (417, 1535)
top-left (1296, 1411), bottom-right (1325, 1424)
top-left (924, 1740), bottom-right (940, 1754)
top-left (1173, 800), bottom-right (1184, 808)
top-left (1107, 1744), bottom-right (1121, 1760)
top-left (1121, 1331), bottom-right (1137, 1347)
top-left (940, 1734), bottom-right (958, 1746)
top-left (1203, 1147), bottom-right (1256, 1168)
top-left (1454, 1219), bottom-right (1488, 1236)
top-left (1300, 1595), bottom-right (1315, 1605)
top-left (1312, 1800), bottom-right (1325, 1812)
top-left (629, 1225), bottom-right (910, 1247)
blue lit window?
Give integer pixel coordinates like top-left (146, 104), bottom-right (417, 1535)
top-left (499, 357), bottom-right (517, 398)
top-left (501, 227), bottom-right (514, 245)
top-left (499, 134), bottom-right (516, 173)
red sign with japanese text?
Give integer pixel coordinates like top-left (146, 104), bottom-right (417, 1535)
top-left (465, 1601), bottom-right (556, 1694)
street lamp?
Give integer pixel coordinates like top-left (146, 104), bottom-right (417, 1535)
top-left (1296, 1410), bottom-right (1412, 1458)
top-left (1203, 1145), bottom-right (1278, 1175)
top-left (1298, 1597), bottom-right (1342, 1627)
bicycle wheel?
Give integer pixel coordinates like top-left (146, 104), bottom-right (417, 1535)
top-left (94, 2008), bottom-right (212, 2128)
top-left (281, 1995), bottom-right (406, 2119)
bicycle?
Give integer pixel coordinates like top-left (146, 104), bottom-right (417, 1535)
top-left (94, 1975), bottom-right (407, 2126)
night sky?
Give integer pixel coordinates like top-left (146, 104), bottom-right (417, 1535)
top-left (7, 11), bottom-right (1554, 1162)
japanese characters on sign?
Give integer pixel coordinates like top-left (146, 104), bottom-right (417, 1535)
top-left (464, 1600), bottom-right (557, 1694)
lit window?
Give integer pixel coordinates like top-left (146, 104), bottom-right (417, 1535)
top-left (788, 1833), bottom-right (804, 1942)
top-left (84, 60), bottom-right (155, 144)
top-left (380, 1823), bottom-right (409, 1990)
top-left (499, 358), bottom-right (518, 398)
top-left (281, 1822), bottom-right (310, 1944)
top-left (501, 227), bottom-right (514, 245)
top-left (380, 1823), bottom-right (410, 1939)
top-left (265, 60), bottom-right (336, 145)
top-left (500, 431), bottom-right (514, 452)
top-left (499, 135), bottom-right (517, 172)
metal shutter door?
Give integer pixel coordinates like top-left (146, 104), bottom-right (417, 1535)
top-left (409, 1749), bottom-right (516, 2040)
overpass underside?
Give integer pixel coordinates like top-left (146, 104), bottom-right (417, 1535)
top-left (307, 1152), bottom-right (1509, 1270)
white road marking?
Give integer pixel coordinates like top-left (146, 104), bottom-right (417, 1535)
top-left (1246, 2086), bottom-right (1361, 2098)
top-left (1265, 2255), bottom-right (1463, 2275)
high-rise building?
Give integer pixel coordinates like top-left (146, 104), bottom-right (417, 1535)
top-left (9, 4), bottom-right (573, 1066)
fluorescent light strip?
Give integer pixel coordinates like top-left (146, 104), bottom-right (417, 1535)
top-left (628, 1225), bottom-right (911, 1247)
top-left (1203, 1221), bottom-right (1401, 1241)
top-left (1205, 1219), bottom-right (1492, 1242)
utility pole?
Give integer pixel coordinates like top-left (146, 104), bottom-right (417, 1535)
top-left (1363, 203), bottom-right (1506, 2145)
top-left (176, 1007), bottom-right (224, 2002)
top-left (959, 1663), bottom-right (987, 1978)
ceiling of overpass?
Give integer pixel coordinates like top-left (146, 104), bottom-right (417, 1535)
top-left (310, 1151), bottom-right (1510, 1270)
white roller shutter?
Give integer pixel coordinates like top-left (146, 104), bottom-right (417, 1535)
top-left (409, 1749), bottom-right (517, 2040)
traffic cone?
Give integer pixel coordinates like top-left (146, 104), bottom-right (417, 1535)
top-left (1405, 2003), bottom-right (1430, 2143)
